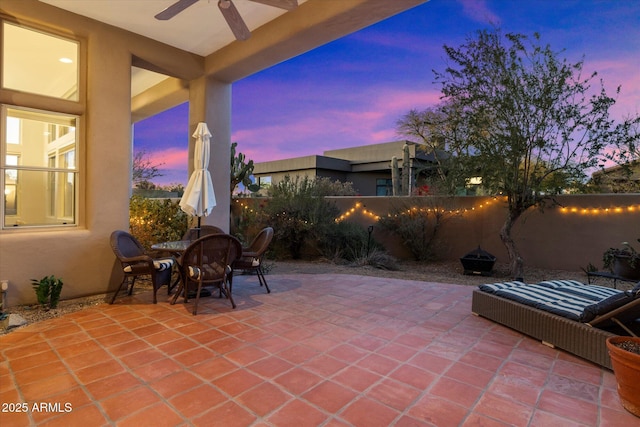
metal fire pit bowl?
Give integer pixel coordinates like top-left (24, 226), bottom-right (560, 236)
top-left (460, 246), bottom-right (496, 276)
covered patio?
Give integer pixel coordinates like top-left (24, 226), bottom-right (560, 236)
top-left (0, 273), bottom-right (634, 426)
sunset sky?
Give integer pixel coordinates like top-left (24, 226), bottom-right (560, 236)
top-left (134, 0), bottom-right (640, 186)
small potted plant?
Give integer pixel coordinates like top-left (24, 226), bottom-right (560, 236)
top-left (607, 336), bottom-right (640, 417)
top-left (602, 238), bottom-right (640, 280)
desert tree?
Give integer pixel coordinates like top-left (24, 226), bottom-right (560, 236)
top-left (433, 27), bottom-right (640, 278)
top-left (132, 150), bottom-right (164, 187)
top-left (396, 103), bottom-right (470, 194)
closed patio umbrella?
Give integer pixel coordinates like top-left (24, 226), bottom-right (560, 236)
top-left (179, 122), bottom-right (216, 236)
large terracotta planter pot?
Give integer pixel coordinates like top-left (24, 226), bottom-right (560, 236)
top-left (606, 336), bottom-right (640, 417)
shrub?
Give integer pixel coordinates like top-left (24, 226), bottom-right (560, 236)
top-left (378, 198), bottom-right (456, 261)
top-left (317, 221), bottom-right (382, 263)
top-left (129, 195), bottom-right (189, 250)
top-left (263, 176), bottom-right (355, 259)
top-left (352, 248), bottom-right (399, 270)
top-left (31, 275), bottom-right (64, 309)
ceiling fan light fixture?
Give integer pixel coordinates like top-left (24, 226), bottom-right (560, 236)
top-left (218, 0), bottom-right (231, 9)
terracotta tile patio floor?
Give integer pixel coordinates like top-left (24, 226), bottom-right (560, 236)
top-left (0, 273), bottom-right (636, 426)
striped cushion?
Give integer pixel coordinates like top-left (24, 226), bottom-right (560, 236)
top-left (124, 257), bottom-right (174, 273)
top-left (537, 280), bottom-right (586, 289)
top-left (537, 280), bottom-right (620, 301)
top-left (478, 281), bottom-right (527, 294)
top-left (554, 285), bottom-right (620, 302)
top-left (481, 280), bottom-right (632, 322)
top-left (153, 258), bottom-right (175, 271)
top-left (495, 285), bottom-right (599, 321)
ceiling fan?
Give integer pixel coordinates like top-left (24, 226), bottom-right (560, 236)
top-left (155, 0), bottom-right (298, 41)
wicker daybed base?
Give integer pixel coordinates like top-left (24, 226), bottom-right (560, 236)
top-left (471, 289), bottom-right (616, 369)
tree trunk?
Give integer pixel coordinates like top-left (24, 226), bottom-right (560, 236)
top-left (499, 211), bottom-right (524, 280)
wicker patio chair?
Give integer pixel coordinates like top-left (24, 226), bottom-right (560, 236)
top-left (172, 233), bottom-right (242, 315)
top-left (232, 227), bottom-right (274, 294)
top-left (110, 230), bottom-right (175, 304)
top-left (182, 225), bottom-right (225, 241)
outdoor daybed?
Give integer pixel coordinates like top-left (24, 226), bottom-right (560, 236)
top-left (471, 280), bottom-right (640, 370)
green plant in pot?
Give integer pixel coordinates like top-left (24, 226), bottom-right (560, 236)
top-left (31, 275), bottom-right (64, 310)
top-left (602, 238), bottom-right (640, 280)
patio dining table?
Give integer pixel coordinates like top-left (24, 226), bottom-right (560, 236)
top-left (151, 239), bottom-right (192, 256)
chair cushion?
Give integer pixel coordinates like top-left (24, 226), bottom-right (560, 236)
top-left (154, 258), bottom-right (175, 271)
top-left (188, 264), bottom-right (232, 280)
top-left (188, 266), bottom-right (202, 280)
top-left (123, 257), bottom-right (174, 273)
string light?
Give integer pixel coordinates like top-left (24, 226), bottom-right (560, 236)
top-left (234, 197), bottom-right (640, 222)
top-left (334, 197), bottom-right (505, 222)
top-left (558, 204), bottom-right (640, 215)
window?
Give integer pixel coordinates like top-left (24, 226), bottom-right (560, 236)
top-left (1, 22), bottom-right (82, 229)
top-left (2, 107), bottom-right (78, 227)
top-left (2, 22), bottom-right (79, 100)
top-left (376, 178), bottom-right (393, 196)
top-left (259, 176), bottom-right (272, 188)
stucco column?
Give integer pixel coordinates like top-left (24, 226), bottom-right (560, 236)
top-left (188, 76), bottom-right (231, 232)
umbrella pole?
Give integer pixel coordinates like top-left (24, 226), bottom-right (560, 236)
top-left (197, 216), bottom-right (201, 239)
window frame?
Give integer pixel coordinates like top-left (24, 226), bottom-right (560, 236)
top-left (0, 20), bottom-right (84, 230)
top-left (2, 105), bottom-right (79, 228)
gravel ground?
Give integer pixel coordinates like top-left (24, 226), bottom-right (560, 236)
top-left (1, 259), bottom-right (592, 335)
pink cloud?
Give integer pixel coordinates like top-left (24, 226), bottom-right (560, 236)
top-left (458, 0), bottom-right (501, 25)
top-left (371, 89), bottom-right (443, 114)
top-left (584, 59), bottom-right (640, 118)
top-left (232, 87), bottom-right (444, 163)
top-left (146, 147), bottom-right (188, 170)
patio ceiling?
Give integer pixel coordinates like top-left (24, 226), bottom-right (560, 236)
top-left (39, 0), bottom-right (309, 57)
top-left (32, 0), bottom-right (429, 119)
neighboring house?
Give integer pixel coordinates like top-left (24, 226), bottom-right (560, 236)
top-left (590, 161), bottom-right (640, 193)
top-left (0, 0), bottom-right (426, 306)
top-left (253, 140), bottom-right (444, 195)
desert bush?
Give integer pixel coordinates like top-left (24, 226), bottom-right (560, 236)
top-left (233, 176), bottom-right (356, 259)
top-left (266, 176), bottom-right (342, 258)
top-left (129, 195), bottom-right (189, 250)
top-left (378, 198), bottom-right (456, 261)
top-left (317, 221), bottom-right (382, 263)
top-left (352, 249), bottom-right (399, 270)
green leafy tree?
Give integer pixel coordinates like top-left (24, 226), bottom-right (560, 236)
top-left (433, 28), bottom-right (640, 278)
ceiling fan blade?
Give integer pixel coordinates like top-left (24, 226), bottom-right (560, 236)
top-left (218, 0), bottom-right (251, 41)
top-left (155, 0), bottom-right (199, 20)
top-left (248, 0), bottom-right (298, 11)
